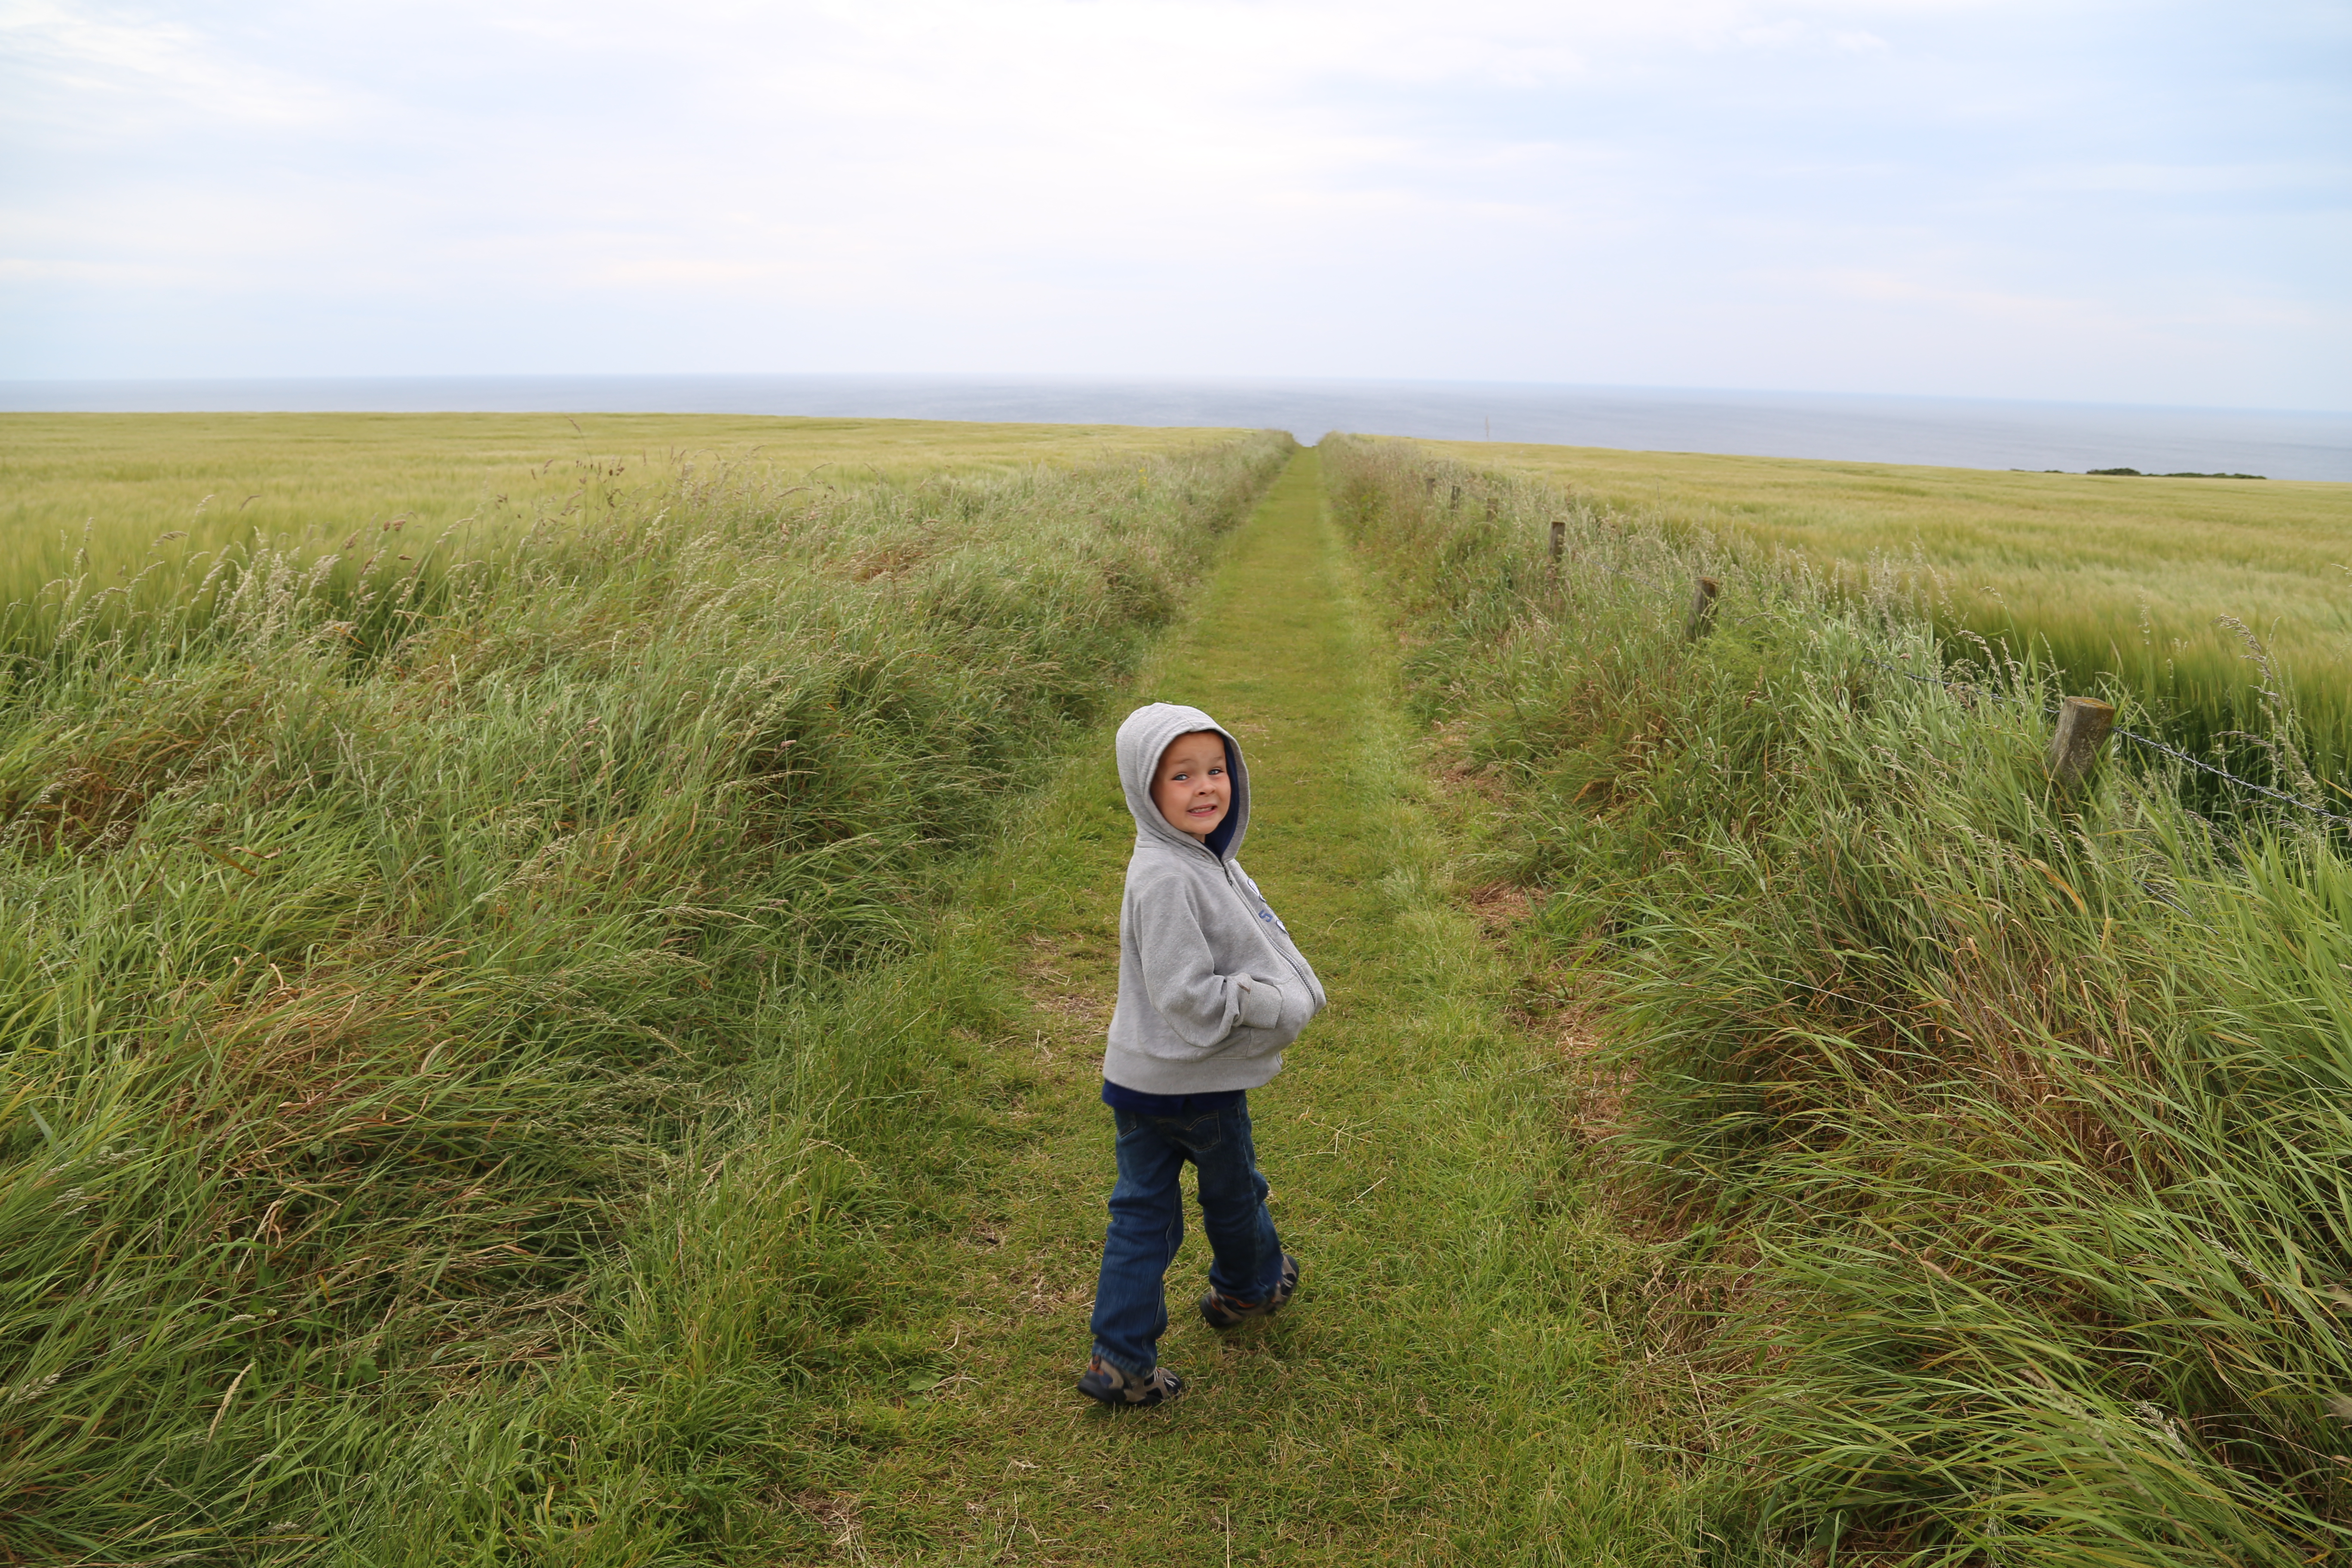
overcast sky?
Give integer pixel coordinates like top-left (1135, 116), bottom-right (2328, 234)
top-left (3, 0), bottom-right (2346, 408)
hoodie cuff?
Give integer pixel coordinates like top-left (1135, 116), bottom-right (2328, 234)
top-left (1237, 979), bottom-right (1284, 1030)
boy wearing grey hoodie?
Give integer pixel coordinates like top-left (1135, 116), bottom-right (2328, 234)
top-left (1078, 702), bottom-right (1327, 1407)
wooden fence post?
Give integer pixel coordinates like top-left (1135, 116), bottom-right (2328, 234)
top-left (1424, 475), bottom-right (1436, 499)
top-left (2046, 697), bottom-right (2116, 789)
top-left (1449, 484), bottom-right (1462, 511)
top-left (1549, 519), bottom-right (1566, 560)
top-left (1685, 576), bottom-right (1720, 640)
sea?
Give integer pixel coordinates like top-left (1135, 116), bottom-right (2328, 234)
top-left (4, 375), bottom-right (2349, 483)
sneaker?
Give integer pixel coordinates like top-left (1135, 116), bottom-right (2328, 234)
top-left (1077, 1357), bottom-right (1184, 1407)
top-left (1198, 1253), bottom-right (1300, 1330)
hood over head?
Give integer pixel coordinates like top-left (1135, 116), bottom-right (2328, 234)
top-left (1115, 702), bottom-right (1248, 861)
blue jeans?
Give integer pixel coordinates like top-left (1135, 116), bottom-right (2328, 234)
top-left (1088, 1095), bottom-right (1286, 1376)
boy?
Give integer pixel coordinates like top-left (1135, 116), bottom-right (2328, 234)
top-left (1078, 702), bottom-right (1327, 1407)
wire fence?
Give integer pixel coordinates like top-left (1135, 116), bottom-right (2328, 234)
top-left (1546, 531), bottom-right (2352, 831)
top-left (1855, 654), bottom-right (2352, 828)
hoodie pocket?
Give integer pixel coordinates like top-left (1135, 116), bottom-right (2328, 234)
top-left (1276, 978), bottom-right (1316, 1041)
top-left (1236, 975), bottom-right (1286, 1031)
top-left (1228, 973), bottom-right (1314, 1049)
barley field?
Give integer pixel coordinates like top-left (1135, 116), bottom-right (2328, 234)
top-left (1424, 438), bottom-right (2352, 788)
top-left (0, 413), bottom-right (1244, 652)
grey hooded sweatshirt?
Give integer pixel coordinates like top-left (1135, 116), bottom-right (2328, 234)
top-left (1102, 702), bottom-right (1327, 1096)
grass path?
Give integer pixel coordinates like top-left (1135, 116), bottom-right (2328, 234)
top-left (822, 449), bottom-right (1679, 1564)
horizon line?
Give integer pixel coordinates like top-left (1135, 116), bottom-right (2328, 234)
top-left (3, 372), bottom-right (2348, 421)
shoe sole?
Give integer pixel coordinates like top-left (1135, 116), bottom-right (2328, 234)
top-left (1077, 1369), bottom-right (1183, 1407)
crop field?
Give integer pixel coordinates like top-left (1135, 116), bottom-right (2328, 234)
top-left (1423, 438), bottom-right (2352, 789)
top-left (0, 413), bottom-right (1244, 653)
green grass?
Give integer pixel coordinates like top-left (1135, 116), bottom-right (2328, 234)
top-left (1330, 434), bottom-right (2352, 1566)
top-left (0, 423), bottom-right (1289, 1563)
top-left (1421, 437), bottom-right (2352, 792)
top-left (1, 431), bottom-right (1718, 1563)
top-left (755, 449), bottom-right (1688, 1563)
top-left (35, 404), bottom-right (2342, 1563)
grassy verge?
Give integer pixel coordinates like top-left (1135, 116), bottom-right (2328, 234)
top-left (1329, 434), bottom-right (2352, 1567)
top-left (773, 448), bottom-right (1687, 1564)
top-left (0, 428), bottom-right (1289, 1563)
top-left (1422, 436), bottom-right (2352, 793)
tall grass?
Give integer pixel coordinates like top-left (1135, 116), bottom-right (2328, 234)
top-left (1425, 438), bottom-right (2352, 795)
top-left (0, 429), bottom-right (1292, 1562)
top-left (1329, 435), bottom-right (2352, 1566)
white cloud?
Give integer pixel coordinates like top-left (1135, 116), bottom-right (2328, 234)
top-left (0, 0), bottom-right (2343, 406)
top-left (0, 0), bottom-right (344, 130)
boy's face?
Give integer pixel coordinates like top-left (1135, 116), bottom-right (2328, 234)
top-left (1152, 731), bottom-right (1231, 843)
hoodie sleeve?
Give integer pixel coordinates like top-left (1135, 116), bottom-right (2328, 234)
top-left (1130, 872), bottom-right (1286, 1050)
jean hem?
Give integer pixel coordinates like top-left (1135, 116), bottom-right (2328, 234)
top-left (1089, 1344), bottom-right (1155, 1378)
